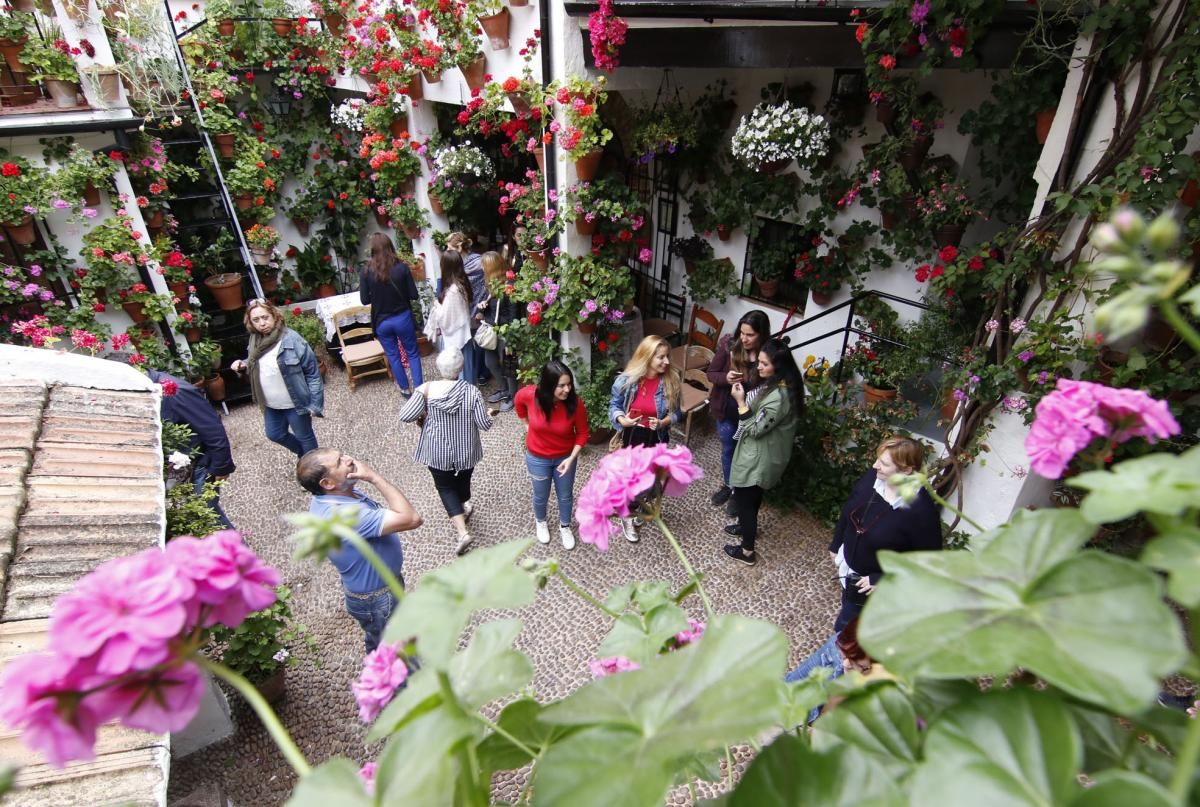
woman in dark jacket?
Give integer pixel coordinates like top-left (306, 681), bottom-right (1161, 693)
top-left (478, 250), bottom-right (520, 411)
top-left (828, 435), bottom-right (942, 630)
top-left (706, 309), bottom-right (770, 509)
top-left (359, 232), bottom-right (421, 395)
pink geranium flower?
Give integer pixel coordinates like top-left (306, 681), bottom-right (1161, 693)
top-left (0, 653), bottom-right (106, 768)
top-left (165, 531), bottom-right (279, 627)
top-left (651, 445), bottom-right (705, 496)
top-left (49, 548), bottom-right (195, 676)
top-left (352, 643), bottom-right (409, 722)
top-left (589, 656), bottom-right (640, 677)
top-left (94, 662), bottom-right (206, 733)
top-left (577, 446), bottom-right (704, 550)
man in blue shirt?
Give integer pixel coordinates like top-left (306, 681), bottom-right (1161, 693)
top-left (297, 449), bottom-right (422, 652)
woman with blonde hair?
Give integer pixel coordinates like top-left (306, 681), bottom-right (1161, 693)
top-left (608, 335), bottom-right (684, 542)
top-left (231, 299), bottom-right (323, 456)
top-left (359, 232), bottom-right (421, 395)
top-left (478, 250), bottom-right (520, 411)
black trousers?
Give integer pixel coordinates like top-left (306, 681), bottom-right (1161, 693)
top-left (733, 484), bottom-right (764, 552)
top-left (429, 466), bottom-right (473, 518)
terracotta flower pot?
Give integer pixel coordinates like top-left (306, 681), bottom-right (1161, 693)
top-left (936, 224), bottom-right (965, 248)
top-left (863, 382), bottom-right (898, 407)
top-left (83, 181), bottom-right (101, 206)
top-left (4, 215), bottom-right (37, 246)
top-left (898, 134), bottom-right (933, 172)
top-left (575, 217), bottom-right (596, 236)
top-left (478, 7), bottom-right (510, 50)
top-left (811, 289), bottom-right (834, 306)
top-left (316, 283), bottom-right (338, 298)
top-left (185, 326), bottom-right (202, 343)
top-left (90, 69), bottom-right (121, 105)
top-left (429, 194), bottom-right (444, 215)
top-left (404, 224), bottom-right (421, 239)
top-left (755, 276), bottom-right (779, 299)
top-left (460, 56), bottom-right (487, 92)
top-left (578, 320), bottom-right (597, 335)
top-left (214, 133), bottom-right (236, 158)
top-left (880, 208), bottom-right (900, 230)
top-left (1035, 108), bottom-right (1056, 145)
top-left (508, 0), bottom-right (528, 6)
top-left (374, 209), bottom-right (389, 227)
top-left (403, 73), bottom-right (423, 101)
top-left (122, 301), bottom-right (148, 324)
top-left (716, 225), bottom-right (732, 242)
top-left (43, 79), bottom-right (81, 109)
top-left (292, 218), bottom-right (310, 237)
top-left (759, 158), bottom-right (791, 174)
top-left (272, 17), bottom-right (294, 36)
top-left (146, 209), bottom-right (165, 228)
top-left (259, 270), bottom-right (280, 294)
top-left (508, 92), bottom-right (531, 116)
top-left (1179, 176), bottom-right (1200, 208)
top-left (875, 98), bottom-right (896, 128)
top-left (940, 389), bottom-right (960, 420)
top-left (206, 373), bottom-right (226, 402)
top-left (410, 257), bottom-right (426, 282)
top-left (416, 333), bottom-right (434, 357)
top-left (205, 273), bottom-right (244, 311)
top-left (526, 251), bottom-right (548, 270)
top-left (0, 35), bottom-right (29, 73)
top-left (323, 11), bottom-right (344, 37)
top-left (217, 18), bottom-right (236, 36)
top-left (389, 116), bottom-right (409, 138)
top-left (235, 193), bottom-right (253, 211)
top-left (574, 149), bottom-right (603, 181)
top-left (533, 146), bottom-right (545, 174)
top-left (422, 68), bottom-right (442, 84)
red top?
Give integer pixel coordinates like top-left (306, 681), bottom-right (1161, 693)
top-left (515, 385), bottom-right (589, 458)
top-left (628, 376), bottom-right (660, 428)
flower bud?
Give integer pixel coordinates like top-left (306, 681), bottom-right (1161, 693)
top-left (1089, 223), bottom-right (1121, 253)
top-left (889, 472), bottom-right (926, 504)
top-left (1094, 288), bottom-right (1151, 341)
top-left (1111, 208), bottom-right (1145, 241)
top-left (1145, 213), bottom-right (1181, 252)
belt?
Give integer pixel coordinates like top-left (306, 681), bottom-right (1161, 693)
top-left (344, 585), bottom-right (390, 600)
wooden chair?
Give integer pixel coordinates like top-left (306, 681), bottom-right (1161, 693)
top-left (670, 305), bottom-right (724, 370)
top-left (672, 368), bottom-right (714, 446)
top-left (331, 305), bottom-right (392, 390)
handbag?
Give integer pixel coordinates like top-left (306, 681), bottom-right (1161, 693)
top-left (608, 428), bottom-right (626, 453)
top-left (415, 388), bottom-right (428, 430)
top-left (473, 298), bottom-right (499, 350)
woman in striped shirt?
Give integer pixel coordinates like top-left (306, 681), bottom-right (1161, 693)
top-left (398, 346), bottom-right (495, 555)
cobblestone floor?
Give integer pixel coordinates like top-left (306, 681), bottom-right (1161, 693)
top-left (168, 358), bottom-right (840, 805)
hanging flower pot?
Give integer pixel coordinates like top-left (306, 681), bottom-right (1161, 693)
top-left (121, 301), bottom-right (148, 324)
top-left (323, 11), bottom-right (344, 37)
top-left (508, 92), bottom-right (531, 116)
top-left (205, 273), bottom-right (244, 311)
top-left (533, 146), bottom-right (545, 174)
top-left (249, 246), bottom-right (273, 265)
top-left (875, 98), bottom-right (896, 128)
top-left (217, 18), bottom-right (236, 36)
top-left (508, 0), bottom-right (528, 6)
top-left (578, 320), bottom-right (597, 335)
top-left (940, 388), bottom-right (961, 421)
top-left (758, 158), bottom-right (791, 174)
top-left (936, 223), bottom-right (965, 248)
top-left (292, 218), bottom-right (310, 237)
top-left (863, 383), bottom-right (898, 407)
top-left (43, 79), bottom-right (81, 109)
top-left (403, 73), bottom-right (423, 101)
top-left (898, 134), bottom-right (933, 172)
top-left (316, 283), bottom-right (337, 298)
top-left (1035, 109), bottom-right (1056, 145)
top-left (185, 326), bottom-right (202, 343)
top-left (574, 149), bottom-right (603, 181)
top-left (903, 194), bottom-right (920, 219)
top-left (399, 177), bottom-right (416, 195)
top-left (83, 181), bottom-right (101, 207)
top-left (410, 256), bottom-right (426, 282)
top-left (526, 251), bottom-right (548, 270)
top-left (716, 225), bottom-right (733, 242)
top-left (3, 215), bottom-right (37, 246)
top-left (389, 116), bottom-right (409, 138)
top-left (575, 217), bottom-right (596, 236)
top-left (259, 270), bottom-right (280, 294)
top-left (403, 223), bottom-right (421, 239)
top-left (755, 275), bottom-right (779, 299)
top-left (880, 207), bottom-right (899, 231)
top-left (478, 7), bottom-right (511, 50)
top-left (429, 194), bottom-right (444, 215)
top-left (214, 133), bottom-right (236, 158)
top-left (146, 209), bottom-right (165, 229)
top-left (460, 55), bottom-right (487, 92)
top-left (811, 289), bottom-right (834, 306)
top-left (373, 209), bottom-right (389, 228)
top-left (422, 68), bottom-right (442, 84)
top-left (235, 193), bottom-right (253, 211)
top-left (272, 17), bottom-right (294, 36)
top-left (206, 372), bottom-right (226, 402)
top-left (416, 333), bottom-right (434, 357)
top-left (0, 35), bottom-right (29, 73)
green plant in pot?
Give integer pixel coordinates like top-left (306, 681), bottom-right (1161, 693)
top-left (207, 585), bottom-right (315, 693)
top-left (683, 256), bottom-right (739, 304)
top-left (287, 308), bottom-right (327, 356)
top-left (0, 151), bottom-right (48, 231)
top-left (573, 352), bottom-right (622, 436)
top-left (291, 238), bottom-right (338, 297)
top-left (669, 235), bottom-right (714, 274)
top-left (496, 317), bottom-right (561, 384)
top-left (46, 142), bottom-right (116, 205)
top-left (21, 31), bottom-right (80, 94)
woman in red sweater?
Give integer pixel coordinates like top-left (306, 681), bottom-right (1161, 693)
top-left (514, 360), bottom-right (589, 549)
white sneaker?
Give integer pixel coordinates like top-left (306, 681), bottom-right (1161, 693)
top-left (621, 518), bottom-right (639, 543)
top-left (455, 532), bottom-right (474, 556)
top-left (535, 521), bottom-right (550, 544)
top-left (462, 500), bottom-right (473, 522)
top-left (559, 525), bottom-right (576, 550)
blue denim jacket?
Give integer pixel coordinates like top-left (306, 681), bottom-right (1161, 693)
top-left (608, 373), bottom-right (683, 443)
top-left (277, 328), bottom-right (324, 416)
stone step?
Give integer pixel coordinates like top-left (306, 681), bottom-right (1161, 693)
top-left (32, 445), bottom-right (161, 479)
top-left (11, 746), bottom-right (169, 807)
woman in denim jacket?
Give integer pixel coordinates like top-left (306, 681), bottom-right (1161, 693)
top-left (608, 335), bottom-right (683, 542)
top-left (232, 300), bottom-right (324, 456)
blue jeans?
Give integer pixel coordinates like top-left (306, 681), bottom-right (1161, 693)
top-left (834, 585), bottom-right (865, 632)
top-left (263, 407), bottom-right (318, 457)
top-left (525, 451), bottom-right (576, 526)
top-left (376, 310), bottom-right (422, 390)
top-left (784, 633), bottom-right (844, 724)
top-left (193, 461), bottom-right (233, 530)
top-left (345, 588), bottom-right (400, 653)
top-left (717, 414), bottom-right (739, 486)
top-left (462, 340), bottom-right (485, 384)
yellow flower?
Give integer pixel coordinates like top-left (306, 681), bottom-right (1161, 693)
top-left (804, 354), bottom-right (816, 367)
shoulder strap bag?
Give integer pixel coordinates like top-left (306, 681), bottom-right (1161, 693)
top-left (473, 296), bottom-right (500, 350)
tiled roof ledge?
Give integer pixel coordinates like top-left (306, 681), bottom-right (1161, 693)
top-left (0, 345), bottom-right (157, 393)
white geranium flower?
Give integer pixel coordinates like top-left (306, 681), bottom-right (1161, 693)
top-left (273, 649), bottom-right (290, 663)
top-left (168, 451), bottom-right (191, 471)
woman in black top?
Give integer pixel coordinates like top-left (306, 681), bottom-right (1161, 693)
top-left (478, 250), bottom-right (521, 411)
top-left (359, 233), bottom-right (421, 395)
top-left (828, 435), bottom-right (942, 631)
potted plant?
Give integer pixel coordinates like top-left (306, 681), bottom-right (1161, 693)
top-left (386, 194), bottom-right (429, 239)
top-left (245, 223), bottom-right (281, 264)
top-left (284, 182), bottom-right (326, 237)
top-left (204, 0), bottom-right (237, 37)
top-left (174, 307), bottom-right (210, 343)
top-left (630, 99), bottom-right (698, 164)
top-left (558, 253), bottom-right (635, 333)
top-left (22, 31), bottom-right (81, 108)
top-left (0, 11), bottom-right (31, 73)
top-left (683, 256), bottom-right (739, 304)
top-left (575, 354), bottom-right (622, 442)
top-left (476, 0), bottom-right (511, 51)
top-left (49, 143), bottom-right (116, 206)
top-left (0, 152), bottom-right (48, 245)
top-left (79, 213), bottom-right (149, 294)
top-left (670, 235), bottom-right (714, 274)
top-left (207, 586), bottom-right (314, 702)
top-left (731, 101), bottom-right (831, 173)
top-left (292, 239), bottom-right (338, 298)
top-left (748, 227), bottom-right (808, 299)
top-left (915, 177), bottom-right (984, 247)
top-left (363, 92), bottom-right (410, 138)
top-left (551, 75), bottom-right (612, 179)
top-left (793, 248), bottom-right (856, 305)
top-left (287, 308), bottom-right (329, 374)
top-left (561, 177), bottom-right (643, 237)
top-left (117, 283), bottom-right (174, 325)
top-left (360, 133), bottom-right (423, 199)
top-left (428, 142), bottom-right (496, 223)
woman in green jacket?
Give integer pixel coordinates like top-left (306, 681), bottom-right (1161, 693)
top-left (724, 338), bottom-right (804, 566)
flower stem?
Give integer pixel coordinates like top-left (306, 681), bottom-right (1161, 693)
top-left (1170, 693), bottom-right (1200, 800)
top-left (1160, 300), bottom-right (1200, 355)
top-left (656, 516), bottom-right (715, 621)
top-left (554, 568), bottom-right (620, 618)
top-left (346, 534), bottom-right (406, 602)
top-left (921, 480), bottom-right (984, 533)
top-left (473, 711), bottom-right (539, 760)
top-left (198, 657), bottom-right (311, 777)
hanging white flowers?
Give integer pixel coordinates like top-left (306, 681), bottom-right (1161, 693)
top-left (730, 101), bottom-right (830, 171)
top-left (432, 143), bottom-right (495, 183)
top-left (330, 98), bottom-right (367, 132)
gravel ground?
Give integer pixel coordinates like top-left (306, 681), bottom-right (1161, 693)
top-left (167, 358), bottom-right (840, 805)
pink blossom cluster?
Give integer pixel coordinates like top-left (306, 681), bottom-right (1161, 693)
top-left (589, 656), bottom-right (639, 678)
top-left (1024, 379), bottom-right (1180, 479)
top-left (576, 445), bottom-right (704, 550)
top-left (9, 315), bottom-right (65, 347)
top-left (588, 0), bottom-right (627, 73)
top-left (351, 642), bottom-right (409, 722)
top-left (673, 618), bottom-right (706, 648)
top-left (0, 532), bottom-right (280, 767)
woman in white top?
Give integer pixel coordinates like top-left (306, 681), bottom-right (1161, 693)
top-left (231, 300), bottom-right (324, 456)
top-left (398, 347), bottom-right (496, 555)
top-left (423, 250), bottom-right (473, 362)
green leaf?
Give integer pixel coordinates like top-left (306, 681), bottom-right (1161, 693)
top-left (811, 682), bottom-right (919, 778)
top-left (286, 758), bottom-right (374, 807)
top-left (1071, 445), bottom-right (1200, 523)
top-left (1142, 523), bottom-right (1200, 606)
top-left (719, 733), bottom-right (903, 807)
top-left (476, 699), bottom-right (578, 773)
top-left (1070, 703), bottom-right (1177, 788)
top-left (533, 615), bottom-right (788, 807)
top-left (1070, 771), bottom-right (1173, 807)
top-left (383, 539), bottom-right (535, 667)
top-left (908, 689), bottom-right (1081, 806)
top-left (596, 604), bottom-right (690, 665)
top-left (449, 618), bottom-right (533, 709)
top-left (858, 509), bottom-right (1186, 715)
top-left (366, 667), bottom-right (442, 741)
top-left (374, 705), bottom-right (478, 807)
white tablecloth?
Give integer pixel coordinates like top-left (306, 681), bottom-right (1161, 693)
top-left (314, 292), bottom-right (371, 341)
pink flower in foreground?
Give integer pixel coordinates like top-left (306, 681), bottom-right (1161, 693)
top-left (577, 446), bottom-right (704, 550)
top-left (94, 662), bottom-right (205, 733)
top-left (50, 549), bottom-right (195, 676)
top-left (595, 445), bottom-right (658, 508)
top-left (0, 653), bottom-right (106, 768)
top-left (589, 656), bottom-right (640, 678)
top-left (352, 643), bottom-right (409, 722)
top-left (575, 469), bottom-right (624, 551)
top-left (651, 445), bottom-right (705, 496)
top-left (1025, 379), bottom-right (1180, 479)
top-left (165, 531), bottom-right (279, 628)
top-left (359, 761), bottom-right (378, 794)
top-left (673, 618), bottom-right (706, 649)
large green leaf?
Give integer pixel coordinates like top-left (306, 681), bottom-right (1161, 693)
top-left (907, 689), bottom-right (1081, 806)
top-left (382, 539), bottom-right (535, 667)
top-left (716, 733), bottom-right (904, 807)
top-left (532, 615), bottom-right (788, 806)
top-left (1070, 703), bottom-right (1177, 789)
top-left (596, 604), bottom-right (690, 665)
top-left (1070, 771), bottom-right (1173, 807)
top-left (1071, 445), bottom-right (1200, 523)
top-left (475, 699), bottom-right (578, 773)
top-left (1141, 522), bottom-right (1200, 607)
top-left (811, 682), bottom-right (919, 778)
top-left (373, 704), bottom-right (478, 807)
top-left (286, 758), bottom-right (374, 807)
top-left (858, 509), bottom-right (1186, 715)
